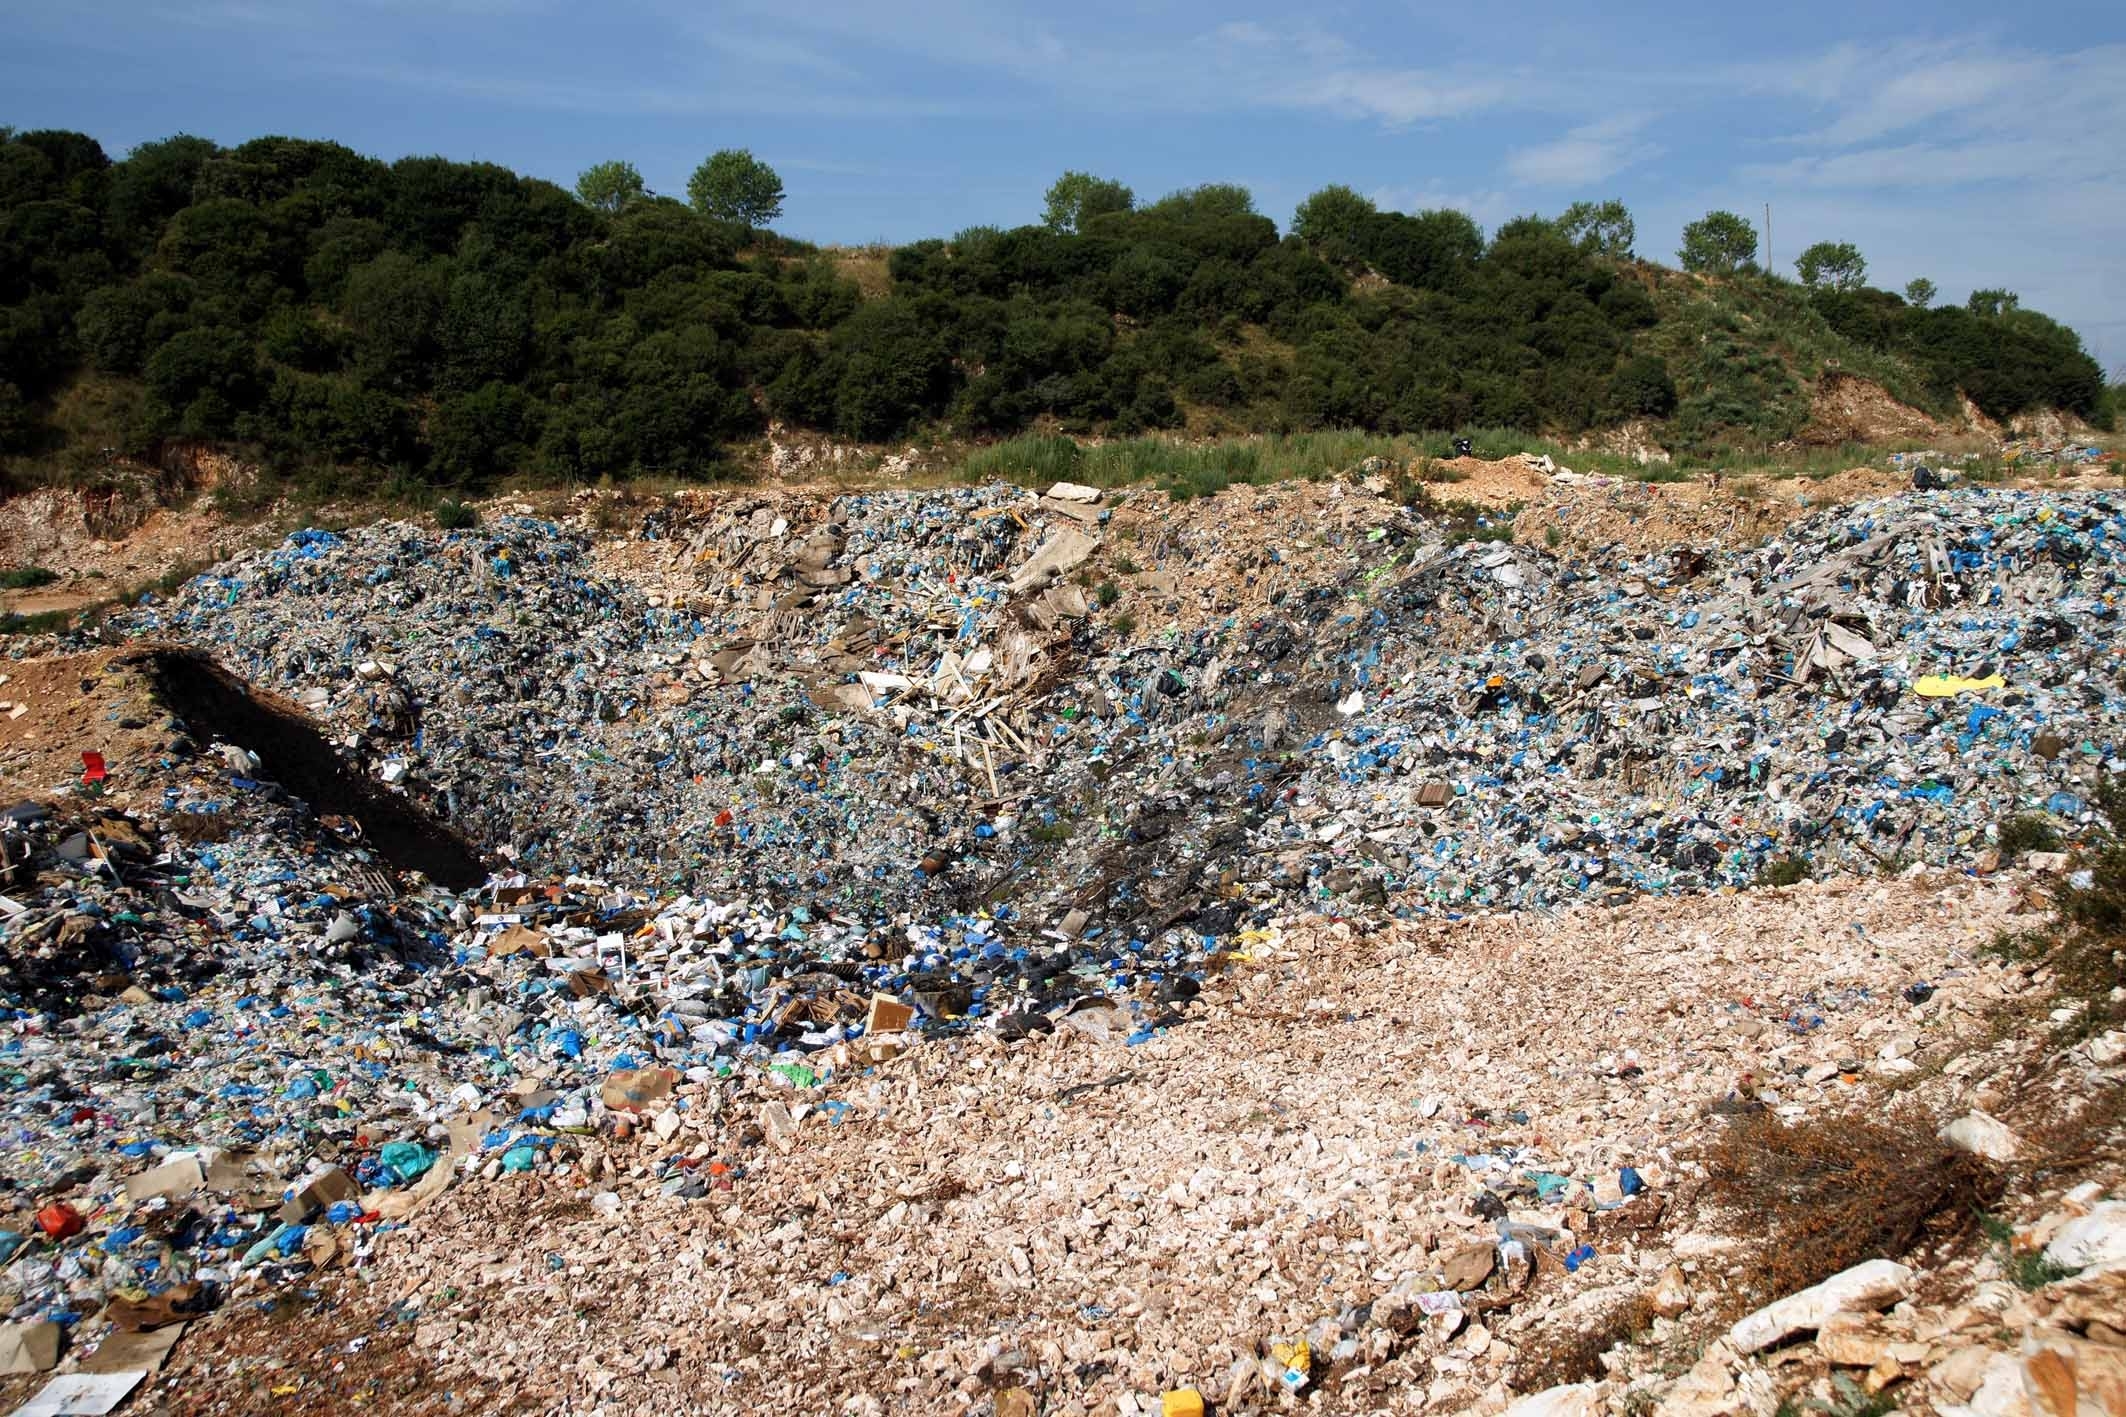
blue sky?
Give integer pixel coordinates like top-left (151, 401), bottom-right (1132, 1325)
top-left (5, 1), bottom-right (2123, 368)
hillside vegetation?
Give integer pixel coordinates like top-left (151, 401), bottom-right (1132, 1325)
top-left (0, 127), bottom-right (2110, 498)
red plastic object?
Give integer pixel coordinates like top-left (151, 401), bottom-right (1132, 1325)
top-left (36, 1203), bottom-right (84, 1240)
top-left (81, 752), bottom-right (108, 784)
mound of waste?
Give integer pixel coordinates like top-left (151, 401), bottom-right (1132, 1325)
top-left (0, 478), bottom-right (2119, 1390)
top-left (129, 481), bottom-right (2121, 923)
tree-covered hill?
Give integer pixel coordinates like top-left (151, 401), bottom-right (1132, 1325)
top-left (0, 129), bottom-right (2108, 493)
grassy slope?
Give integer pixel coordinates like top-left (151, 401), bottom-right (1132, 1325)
top-left (1638, 267), bottom-right (1944, 454)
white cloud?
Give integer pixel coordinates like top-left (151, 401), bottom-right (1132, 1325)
top-left (1709, 34), bottom-right (2126, 363)
top-left (1740, 40), bottom-right (1868, 105)
top-left (1505, 115), bottom-right (1658, 186)
top-left (324, 60), bottom-right (969, 119)
top-left (1745, 40), bottom-right (2126, 151)
top-left (1802, 52), bottom-right (2033, 147)
top-left (1735, 40), bottom-right (2125, 192)
top-left (709, 0), bottom-right (1097, 81)
top-left (1198, 21), bottom-right (1518, 126)
top-left (683, 8), bottom-right (1533, 127)
top-left (692, 29), bottom-right (856, 80)
top-left (1274, 67), bottom-right (1518, 126)
top-left (1743, 137), bottom-right (2059, 190)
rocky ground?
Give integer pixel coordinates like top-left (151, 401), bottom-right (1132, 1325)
top-left (41, 870), bottom-right (2124, 1417)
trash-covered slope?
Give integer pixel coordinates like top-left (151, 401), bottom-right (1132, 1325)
top-left (1, 477), bottom-right (2123, 1415)
top-left (19, 868), bottom-right (2120, 1417)
top-left (129, 481), bottom-right (2124, 923)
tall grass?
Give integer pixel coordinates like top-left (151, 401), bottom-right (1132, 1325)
top-left (1713, 440), bottom-right (2007, 482)
top-left (1641, 270), bottom-right (1947, 453)
top-left (954, 427), bottom-right (1694, 498)
top-left (950, 423), bottom-right (2016, 500)
top-left (958, 430), bottom-right (1419, 500)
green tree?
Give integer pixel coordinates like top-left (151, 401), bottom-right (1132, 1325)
top-left (105, 135), bottom-right (220, 255)
top-left (6, 119), bottom-right (2120, 491)
top-left (0, 130), bottom-right (57, 209)
top-left (435, 270), bottom-right (530, 392)
top-left (1041, 171), bottom-right (1135, 233)
top-left (574, 159), bottom-right (645, 214)
top-left (1557, 199), bottom-right (1635, 257)
top-left (429, 382), bottom-right (537, 483)
top-left (302, 216), bottom-right (388, 302)
top-left (0, 380), bottom-right (30, 453)
top-left (259, 306), bottom-right (344, 373)
top-left (1608, 353), bottom-right (1677, 417)
top-left (143, 326), bottom-right (259, 437)
top-left (1106, 248), bottom-right (1184, 316)
top-left (196, 136), bottom-right (384, 211)
top-left (1968, 288), bottom-right (2020, 317)
top-left (1144, 183), bottom-right (1255, 220)
top-left (686, 149), bottom-right (784, 227)
top-left (1677, 210), bottom-right (1758, 275)
top-left (1291, 184), bottom-right (1376, 246)
top-left (153, 198), bottom-right (292, 317)
top-left (1795, 240), bottom-right (1867, 292)
top-left (385, 155), bottom-right (514, 254)
top-left (1903, 276), bottom-right (1936, 309)
top-left (11, 130), bottom-right (110, 206)
top-left (341, 250), bottom-right (447, 391)
top-left (77, 274), bottom-right (196, 374)
top-left (1352, 208), bottom-right (1483, 292)
top-left (599, 198), bottom-right (742, 287)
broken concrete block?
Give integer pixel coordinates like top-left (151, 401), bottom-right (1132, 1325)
top-left (1729, 1259), bottom-right (1913, 1354)
top-left (1006, 528), bottom-right (1096, 594)
top-left (1503, 1383), bottom-right (1598, 1417)
top-left (2044, 1201), bottom-right (2126, 1272)
top-left (1953, 1338), bottom-right (2126, 1417)
top-left (1941, 1110), bottom-right (2020, 1162)
top-left (600, 1067), bottom-right (677, 1113)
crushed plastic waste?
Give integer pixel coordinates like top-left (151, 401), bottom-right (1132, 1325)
top-left (120, 484), bottom-right (2126, 920)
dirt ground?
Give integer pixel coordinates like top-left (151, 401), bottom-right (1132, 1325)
top-left (0, 649), bottom-right (181, 803)
top-left (0, 487), bottom-right (252, 617)
top-left (1798, 373), bottom-right (1948, 445)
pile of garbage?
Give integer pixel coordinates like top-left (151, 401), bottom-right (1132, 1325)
top-left (123, 482), bottom-right (2125, 922)
top-left (2001, 438), bottom-right (2111, 467)
top-left (1308, 488), bottom-right (2123, 907)
top-left (1, 477), bottom-right (2123, 1399)
top-left (0, 721), bottom-right (1211, 1375)
top-left (162, 868), bottom-right (2122, 1417)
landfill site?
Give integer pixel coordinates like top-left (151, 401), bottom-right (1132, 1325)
top-left (3, 455), bottom-right (2126, 1417)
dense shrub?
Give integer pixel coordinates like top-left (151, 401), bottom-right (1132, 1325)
top-left (1608, 354), bottom-right (1678, 418)
top-left (1700, 1110), bottom-right (1998, 1320)
top-left (0, 128), bottom-right (2105, 495)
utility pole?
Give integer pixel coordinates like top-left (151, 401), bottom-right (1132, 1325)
top-left (1764, 203), bottom-right (1772, 274)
